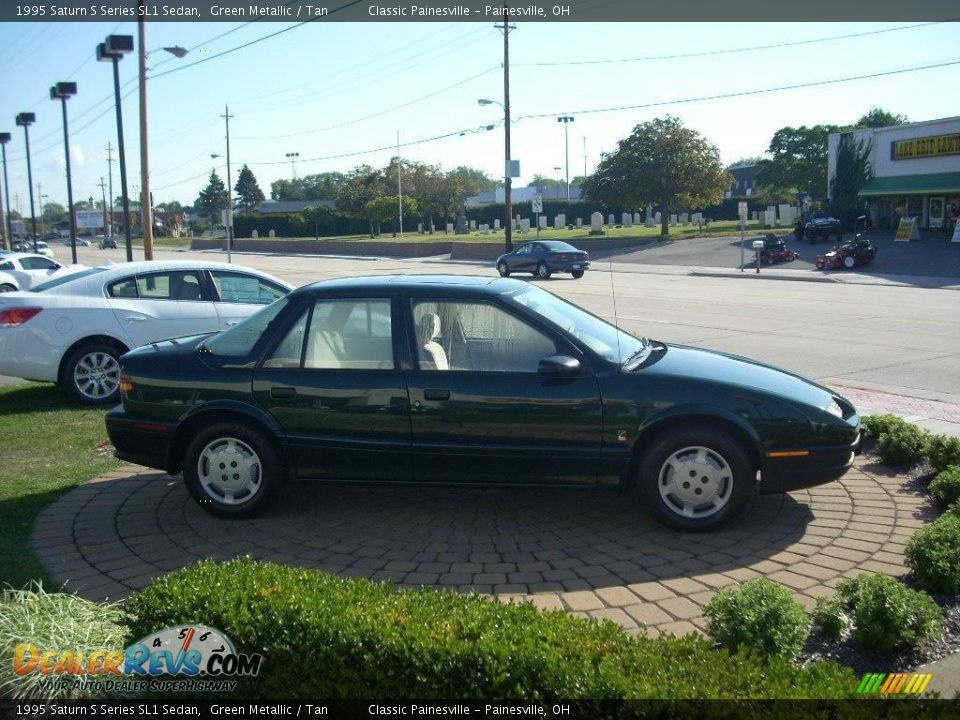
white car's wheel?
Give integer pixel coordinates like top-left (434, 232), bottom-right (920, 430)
top-left (0, 284), bottom-right (16, 293)
top-left (62, 342), bottom-right (123, 405)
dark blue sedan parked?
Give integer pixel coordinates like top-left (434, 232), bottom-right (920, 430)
top-left (496, 240), bottom-right (590, 279)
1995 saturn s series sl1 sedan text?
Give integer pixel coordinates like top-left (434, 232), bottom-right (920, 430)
top-left (106, 275), bottom-right (861, 531)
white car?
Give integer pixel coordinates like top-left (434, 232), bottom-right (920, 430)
top-left (0, 253), bottom-right (87, 292)
top-left (0, 260), bottom-right (293, 405)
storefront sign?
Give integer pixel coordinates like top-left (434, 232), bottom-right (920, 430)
top-left (891, 133), bottom-right (960, 160)
top-left (895, 217), bottom-right (919, 241)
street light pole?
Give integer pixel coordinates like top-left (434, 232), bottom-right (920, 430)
top-left (15, 113), bottom-right (38, 253)
top-left (495, 9), bottom-right (515, 253)
top-left (106, 141), bottom-right (114, 238)
top-left (98, 35), bottom-right (134, 261)
top-left (222, 105), bottom-right (234, 264)
top-left (553, 166), bottom-right (561, 199)
top-left (51, 81), bottom-right (78, 264)
top-left (0, 133), bottom-right (11, 249)
top-left (285, 152), bottom-right (299, 179)
top-left (557, 116), bottom-right (574, 201)
top-left (138, 17), bottom-right (154, 260)
top-left (99, 177), bottom-right (108, 233)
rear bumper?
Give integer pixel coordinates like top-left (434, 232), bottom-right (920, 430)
top-left (759, 433), bottom-right (861, 494)
top-left (105, 406), bottom-right (176, 472)
top-left (551, 260), bottom-right (591, 272)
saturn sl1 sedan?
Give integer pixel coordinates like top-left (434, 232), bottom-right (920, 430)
top-left (106, 275), bottom-right (861, 531)
top-left (0, 260), bottom-right (292, 406)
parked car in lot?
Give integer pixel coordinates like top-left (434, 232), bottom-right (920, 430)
top-left (98, 236), bottom-right (118, 249)
top-left (106, 275), bottom-right (861, 531)
top-left (0, 253), bottom-right (86, 292)
top-left (61, 237), bottom-right (91, 247)
top-left (0, 260), bottom-right (292, 405)
top-left (496, 240), bottom-right (590, 279)
top-left (803, 216), bottom-right (843, 243)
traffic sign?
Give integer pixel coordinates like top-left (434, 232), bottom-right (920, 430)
top-left (532, 194), bottom-right (543, 214)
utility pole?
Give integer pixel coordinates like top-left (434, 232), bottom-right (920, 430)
top-left (495, 9), bottom-right (516, 253)
top-left (37, 182), bottom-right (44, 238)
top-left (106, 141), bottom-right (114, 238)
top-left (583, 136), bottom-right (587, 179)
top-left (138, 16), bottom-right (154, 260)
top-left (397, 130), bottom-right (403, 240)
top-left (98, 178), bottom-right (108, 232)
top-left (557, 116), bottom-right (574, 201)
top-left (222, 105), bottom-right (234, 264)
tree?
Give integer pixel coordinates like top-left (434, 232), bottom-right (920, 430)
top-left (270, 178), bottom-right (305, 201)
top-left (727, 156), bottom-right (765, 169)
top-left (195, 170), bottom-right (229, 224)
top-left (41, 202), bottom-right (67, 223)
top-left (830, 132), bottom-right (872, 230)
top-left (569, 175), bottom-right (589, 189)
top-left (756, 125), bottom-right (841, 201)
top-left (448, 166), bottom-right (497, 193)
top-left (156, 200), bottom-right (184, 214)
top-left (582, 116), bottom-right (729, 237)
top-left (855, 107), bottom-right (907, 129)
top-left (234, 165), bottom-right (265, 212)
top-left (364, 195), bottom-right (419, 237)
top-left (335, 165), bottom-right (388, 237)
top-left (301, 172), bottom-right (347, 200)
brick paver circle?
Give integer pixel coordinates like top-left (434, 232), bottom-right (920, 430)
top-left (32, 457), bottom-right (933, 637)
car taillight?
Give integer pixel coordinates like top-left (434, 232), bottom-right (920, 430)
top-left (556, 253), bottom-right (567, 260)
top-left (0, 308), bottom-right (42, 326)
top-left (119, 370), bottom-right (134, 396)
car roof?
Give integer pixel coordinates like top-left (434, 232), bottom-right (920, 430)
top-left (0, 252), bottom-right (54, 261)
top-left (298, 274), bottom-right (525, 296)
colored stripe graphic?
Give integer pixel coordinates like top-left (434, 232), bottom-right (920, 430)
top-left (857, 672), bottom-right (933, 695)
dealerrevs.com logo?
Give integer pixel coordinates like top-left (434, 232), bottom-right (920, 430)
top-left (13, 625), bottom-right (263, 694)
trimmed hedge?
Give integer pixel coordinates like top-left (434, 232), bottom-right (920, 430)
top-left (824, 574), bottom-right (942, 652)
top-left (126, 558), bottom-right (856, 699)
top-left (929, 466), bottom-right (960, 508)
top-left (860, 414), bottom-right (910, 440)
top-left (703, 578), bottom-right (809, 660)
top-left (926, 435), bottom-right (960, 474)
top-left (906, 513), bottom-right (960, 595)
top-left (875, 422), bottom-right (928, 466)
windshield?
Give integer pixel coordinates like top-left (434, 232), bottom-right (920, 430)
top-left (509, 284), bottom-right (646, 365)
top-left (31, 267), bottom-right (108, 292)
top-left (202, 296), bottom-right (290, 357)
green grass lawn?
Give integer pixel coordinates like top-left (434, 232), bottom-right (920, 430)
top-left (0, 383), bottom-right (119, 588)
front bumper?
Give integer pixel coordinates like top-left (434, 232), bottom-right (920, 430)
top-left (105, 406), bottom-right (176, 472)
top-left (759, 432), bottom-right (861, 494)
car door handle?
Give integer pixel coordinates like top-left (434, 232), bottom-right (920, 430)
top-left (423, 388), bottom-right (450, 401)
top-left (270, 387), bottom-right (296, 399)
top-left (124, 315), bottom-right (147, 322)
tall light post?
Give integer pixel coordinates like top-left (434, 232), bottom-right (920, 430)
top-left (0, 132), bottom-right (11, 249)
top-left (557, 116), bottom-right (574, 201)
top-left (97, 34), bottom-right (134, 261)
top-left (39, 188), bottom-right (48, 238)
top-left (15, 113), bottom-right (38, 252)
top-left (211, 104), bottom-right (234, 264)
top-left (98, 177), bottom-right (108, 233)
top-left (582, 136), bottom-right (587, 179)
top-left (138, 16), bottom-right (188, 262)
top-left (285, 152), bottom-right (299, 179)
top-left (51, 81), bottom-right (79, 263)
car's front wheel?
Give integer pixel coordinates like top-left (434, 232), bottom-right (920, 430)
top-left (61, 342), bottom-right (123, 405)
top-left (536, 261), bottom-right (551, 279)
top-left (571, 270), bottom-right (585, 279)
top-left (183, 422), bottom-right (284, 518)
top-left (0, 284), bottom-right (16, 292)
top-left (843, 255), bottom-right (856, 269)
top-left (497, 261), bottom-right (510, 277)
top-left (639, 425), bottom-right (755, 532)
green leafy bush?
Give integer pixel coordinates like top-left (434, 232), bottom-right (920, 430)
top-left (703, 578), bottom-right (809, 661)
top-left (831, 574), bottom-right (942, 652)
top-left (812, 596), bottom-right (847, 637)
top-left (861, 414), bottom-right (909, 440)
top-left (875, 422), bottom-right (928, 466)
top-left (0, 584), bottom-right (127, 699)
top-left (127, 558), bottom-right (856, 699)
top-left (925, 435), bottom-right (960, 473)
top-left (906, 513), bottom-right (960, 595)
top-left (929, 466), bottom-right (960, 508)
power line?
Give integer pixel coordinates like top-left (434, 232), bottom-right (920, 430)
top-left (516, 21), bottom-right (952, 67)
top-left (517, 58), bottom-right (960, 119)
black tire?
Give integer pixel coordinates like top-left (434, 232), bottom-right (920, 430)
top-left (183, 421), bottom-right (285, 518)
top-left (536, 261), bottom-right (551, 279)
top-left (571, 270), bottom-right (585, 279)
top-left (638, 425), bottom-right (755, 532)
top-left (497, 261), bottom-right (510, 277)
top-left (0, 284), bottom-right (16, 292)
top-left (61, 341), bottom-right (123, 405)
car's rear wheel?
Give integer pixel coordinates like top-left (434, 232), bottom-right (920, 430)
top-left (183, 422), bottom-right (284, 518)
top-left (843, 255), bottom-right (856, 269)
top-left (536, 261), bottom-right (551, 279)
top-left (639, 425), bottom-right (755, 532)
top-left (497, 261), bottom-right (510, 277)
top-left (0, 284), bottom-right (16, 292)
top-left (571, 270), bottom-right (584, 279)
top-left (62, 342), bottom-right (122, 405)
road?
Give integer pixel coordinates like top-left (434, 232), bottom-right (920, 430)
top-left (5, 244), bottom-right (960, 408)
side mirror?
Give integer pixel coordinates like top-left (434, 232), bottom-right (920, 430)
top-left (538, 354), bottom-right (581, 377)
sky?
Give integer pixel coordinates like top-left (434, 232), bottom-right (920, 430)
top-left (0, 19), bottom-right (957, 213)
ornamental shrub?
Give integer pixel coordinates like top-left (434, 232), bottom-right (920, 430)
top-left (861, 414), bottom-right (909, 440)
top-left (925, 435), bottom-right (960, 473)
top-left (703, 578), bottom-right (809, 661)
top-left (929, 466), bottom-right (960, 508)
top-left (906, 513), bottom-right (960, 595)
top-left (832, 574), bottom-right (942, 652)
top-left (812, 596), bottom-right (847, 638)
top-left (126, 558), bottom-right (856, 699)
top-left (875, 422), bottom-right (928, 466)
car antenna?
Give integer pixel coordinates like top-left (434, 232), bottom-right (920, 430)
top-left (608, 252), bottom-right (623, 367)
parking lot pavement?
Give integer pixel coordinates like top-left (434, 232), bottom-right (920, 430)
top-left (32, 456), bottom-right (932, 638)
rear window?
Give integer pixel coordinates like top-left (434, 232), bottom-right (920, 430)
top-left (541, 241), bottom-right (577, 251)
top-left (31, 267), bottom-right (108, 292)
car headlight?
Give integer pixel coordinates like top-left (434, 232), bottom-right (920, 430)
top-left (823, 399), bottom-right (844, 418)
